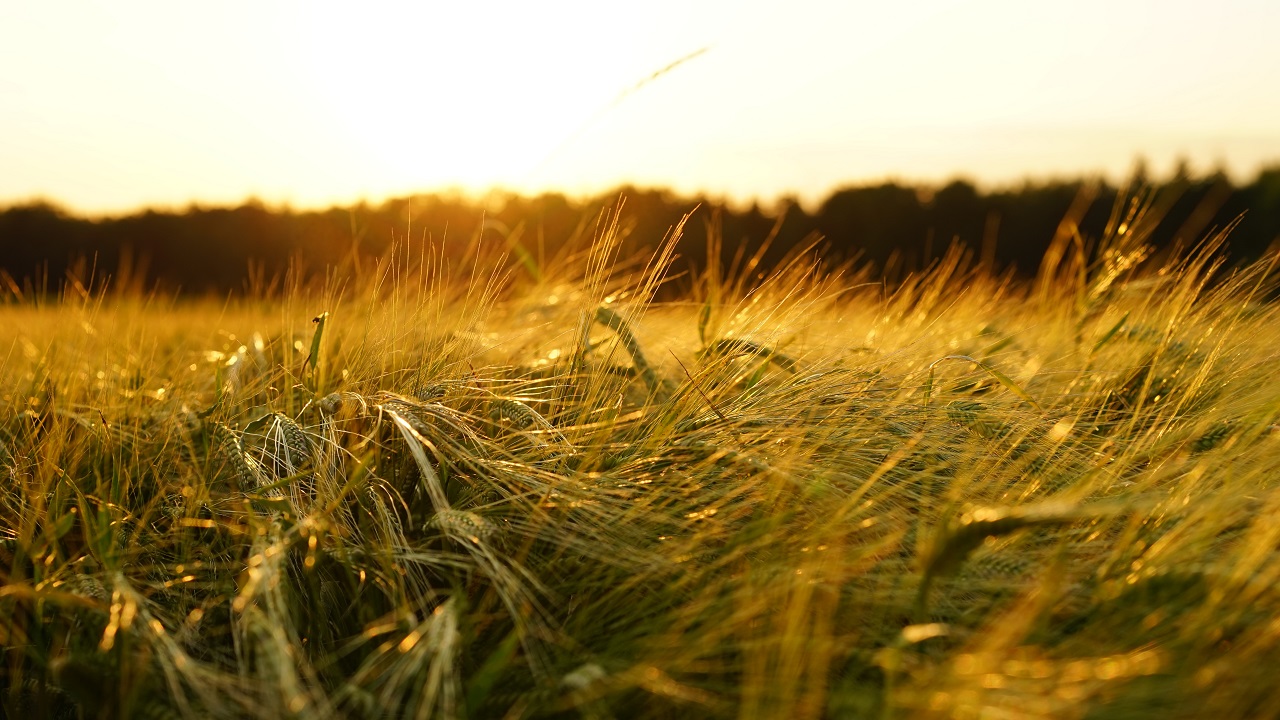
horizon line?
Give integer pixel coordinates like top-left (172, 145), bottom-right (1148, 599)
top-left (6, 157), bottom-right (1279, 221)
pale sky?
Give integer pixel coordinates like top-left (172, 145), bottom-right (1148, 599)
top-left (3, 0), bottom-right (1279, 215)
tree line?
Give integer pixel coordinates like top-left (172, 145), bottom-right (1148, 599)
top-left (2, 165), bottom-right (1279, 296)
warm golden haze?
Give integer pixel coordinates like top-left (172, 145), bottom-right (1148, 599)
top-left (5, 3), bottom-right (1280, 713)
top-left (3, 1), bottom-right (1279, 214)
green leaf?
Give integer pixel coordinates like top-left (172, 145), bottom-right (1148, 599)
top-left (465, 628), bottom-right (521, 712)
top-left (50, 508), bottom-right (77, 541)
top-left (305, 311), bottom-right (329, 393)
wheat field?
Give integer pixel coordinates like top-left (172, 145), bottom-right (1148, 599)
top-left (3, 199), bottom-right (1280, 719)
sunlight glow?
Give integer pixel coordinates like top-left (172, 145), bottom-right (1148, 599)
top-left (1, 0), bottom-right (1278, 213)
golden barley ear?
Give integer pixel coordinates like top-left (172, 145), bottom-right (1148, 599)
top-left (416, 384), bottom-right (447, 402)
top-left (380, 400), bottom-right (434, 437)
top-left (319, 391), bottom-right (369, 418)
top-left (488, 398), bottom-right (540, 430)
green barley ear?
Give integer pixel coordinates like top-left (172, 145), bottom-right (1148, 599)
top-left (380, 400), bottom-right (434, 437)
top-left (945, 400), bottom-right (1006, 439)
top-left (488, 398), bottom-right (569, 450)
top-left (429, 509), bottom-right (497, 544)
top-left (1192, 421), bottom-right (1234, 453)
top-left (916, 501), bottom-right (1109, 621)
top-left (68, 555), bottom-right (109, 603)
top-left (1090, 311), bottom-right (1131, 355)
top-left (159, 493), bottom-right (185, 522)
top-left (318, 392), bottom-right (343, 416)
top-left (12, 677), bottom-right (77, 719)
top-left (212, 422), bottom-right (264, 490)
top-left (593, 305), bottom-right (666, 397)
top-left (274, 412), bottom-right (312, 467)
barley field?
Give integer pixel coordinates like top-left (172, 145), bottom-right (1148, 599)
top-left (3, 200), bottom-right (1280, 719)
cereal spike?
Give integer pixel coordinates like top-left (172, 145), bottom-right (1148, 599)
top-left (213, 423), bottom-right (264, 490)
top-left (489, 399), bottom-right (540, 429)
top-left (593, 305), bottom-right (665, 396)
top-left (274, 412), bottom-right (312, 467)
top-left (430, 509), bottom-right (497, 543)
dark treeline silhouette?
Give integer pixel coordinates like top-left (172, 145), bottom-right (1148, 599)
top-left (3, 165), bottom-right (1280, 296)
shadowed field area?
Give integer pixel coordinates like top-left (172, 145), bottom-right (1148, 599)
top-left (5, 166), bottom-right (1280, 297)
top-left (3, 200), bottom-right (1280, 718)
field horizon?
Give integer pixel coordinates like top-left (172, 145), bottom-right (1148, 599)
top-left (4, 194), bottom-right (1280, 718)
top-left (6, 165), bottom-right (1280, 301)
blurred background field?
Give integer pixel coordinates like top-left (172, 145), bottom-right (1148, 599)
top-left (4, 166), bottom-right (1280, 297)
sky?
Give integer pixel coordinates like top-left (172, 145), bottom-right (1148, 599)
top-left (2, 0), bottom-right (1279, 216)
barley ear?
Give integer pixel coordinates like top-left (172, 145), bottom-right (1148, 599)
top-left (430, 509), bottom-right (497, 544)
top-left (915, 501), bottom-right (1110, 621)
top-left (593, 305), bottom-right (666, 396)
top-left (701, 338), bottom-right (798, 373)
top-left (274, 413), bottom-right (312, 467)
top-left (212, 423), bottom-right (265, 491)
top-left (924, 355), bottom-right (1042, 412)
top-left (489, 399), bottom-right (540, 429)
